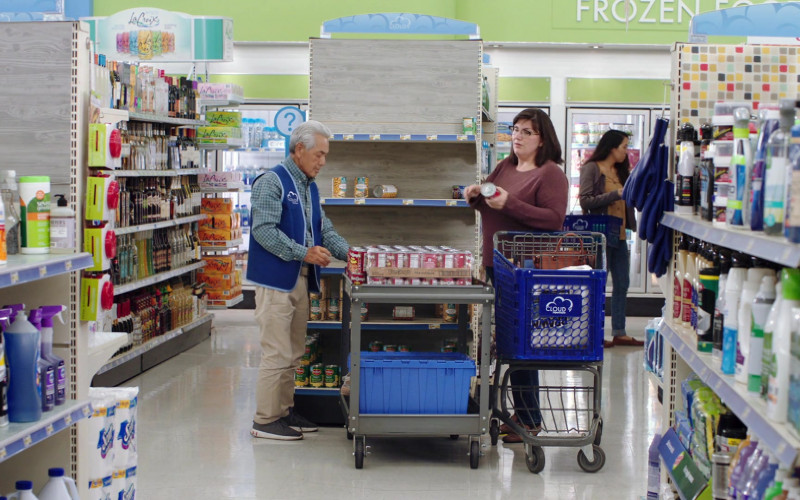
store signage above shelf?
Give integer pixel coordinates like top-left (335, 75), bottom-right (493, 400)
top-left (321, 13), bottom-right (480, 39)
top-left (83, 8), bottom-right (233, 62)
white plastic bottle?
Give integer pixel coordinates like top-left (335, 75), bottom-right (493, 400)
top-left (37, 468), bottom-right (78, 500)
top-left (750, 275), bottom-right (777, 393)
top-left (7, 480), bottom-right (38, 499)
top-left (737, 268), bottom-right (774, 384)
top-left (767, 269), bottom-right (800, 423)
top-left (722, 265), bottom-right (747, 375)
top-left (763, 281), bottom-right (784, 399)
top-left (49, 195), bottom-right (75, 254)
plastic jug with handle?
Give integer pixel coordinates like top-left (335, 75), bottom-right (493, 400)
top-left (7, 480), bottom-right (38, 500)
top-left (37, 468), bottom-right (78, 500)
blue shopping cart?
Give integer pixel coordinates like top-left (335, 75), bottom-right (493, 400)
top-left (489, 231), bottom-right (608, 473)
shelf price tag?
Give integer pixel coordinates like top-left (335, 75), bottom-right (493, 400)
top-left (10, 272), bottom-right (18, 284)
top-left (45, 423), bottom-right (54, 436)
top-left (457, 134), bottom-right (468, 141)
top-left (400, 134), bottom-right (411, 141)
top-left (446, 200), bottom-right (457, 207)
top-left (428, 324), bottom-right (440, 329)
top-left (370, 134), bottom-right (381, 141)
top-left (83, 406), bottom-right (92, 417)
top-left (355, 198), bottom-right (366, 205)
top-left (343, 134), bottom-right (355, 141)
top-left (23, 435), bottom-right (32, 448)
top-left (426, 135), bottom-right (438, 141)
top-left (39, 266), bottom-right (47, 278)
top-left (65, 260), bottom-right (72, 271)
top-left (402, 199), bottom-right (414, 206)
top-left (0, 447), bottom-right (6, 460)
top-left (64, 414), bottom-right (72, 425)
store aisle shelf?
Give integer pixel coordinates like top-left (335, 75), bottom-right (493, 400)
top-left (233, 147), bottom-right (284, 153)
top-left (128, 111), bottom-right (206, 126)
top-left (113, 261), bottom-right (205, 296)
top-left (207, 294), bottom-right (244, 309)
top-left (198, 95), bottom-right (245, 108)
top-left (321, 198), bottom-right (468, 208)
top-left (661, 213), bottom-right (800, 268)
top-left (113, 214), bottom-right (206, 235)
top-left (0, 253), bottom-right (93, 290)
top-left (308, 319), bottom-right (463, 331)
top-left (96, 314), bottom-right (213, 375)
top-left (658, 318), bottom-right (800, 467)
top-left (197, 138), bottom-right (244, 150)
top-left (111, 168), bottom-right (207, 178)
top-left (200, 238), bottom-right (243, 251)
top-left (330, 133), bottom-right (476, 143)
top-left (0, 401), bottom-right (92, 464)
top-left (87, 332), bottom-right (129, 379)
top-left (200, 182), bottom-right (245, 193)
top-left (295, 387), bottom-right (340, 396)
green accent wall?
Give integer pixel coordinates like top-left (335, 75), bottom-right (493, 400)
top-left (498, 77), bottom-right (550, 102)
top-left (208, 74), bottom-right (308, 100)
top-left (566, 78), bottom-right (670, 104)
top-left (91, 0), bottom-right (800, 45)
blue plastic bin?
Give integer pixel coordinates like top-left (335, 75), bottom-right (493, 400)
top-left (493, 236), bottom-right (607, 362)
top-left (356, 352), bottom-right (475, 414)
top-left (563, 215), bottom-right (622, 246)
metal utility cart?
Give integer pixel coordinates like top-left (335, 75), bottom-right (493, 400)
top-left (340, 278), bottom-right (494, 469)
top-left (489, 231), bottom-right (607, 474)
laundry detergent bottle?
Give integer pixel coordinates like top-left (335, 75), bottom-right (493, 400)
top-left (3, 311), bottom-right (41, 422)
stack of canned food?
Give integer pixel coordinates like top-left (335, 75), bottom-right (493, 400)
top-left (346, 244), bottom-right (473, 286)
top-left (368, 341), bottom-right (410, 353)
top-left (295, 363), bottom-right (341, 388)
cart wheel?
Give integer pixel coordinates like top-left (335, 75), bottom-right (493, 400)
top-left (525, 445), bottom-right (546, 474)
top-left (489, 420), bottom-right (499, 446)
top-left (470, 440), bottom-right (480, 469)
top-left (593, 418), bottom-right (603, 446)
top-left (355, 437), bottom-right (365, 469)
top-left (577, 445), bottom-right (606, 473)
top-left (450, 434), bottom-right (459, 440)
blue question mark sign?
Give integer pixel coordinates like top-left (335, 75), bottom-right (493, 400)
top-left (274, 107), bottom-right (306, 152)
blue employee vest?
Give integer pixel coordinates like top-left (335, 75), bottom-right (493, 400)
top-left (246, 164), bottom-right (322, 293)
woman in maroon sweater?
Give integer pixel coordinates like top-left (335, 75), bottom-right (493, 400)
top-left (465, 108), bottom-right (568, 443)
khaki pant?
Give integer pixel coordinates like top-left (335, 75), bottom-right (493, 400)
top-left (253, 268), bottom-right (309, 425)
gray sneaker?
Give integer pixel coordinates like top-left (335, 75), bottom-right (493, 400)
top-left (282, 408), bottom-right (318, 433)
top-left (251, 419), bottom-right (303, 440)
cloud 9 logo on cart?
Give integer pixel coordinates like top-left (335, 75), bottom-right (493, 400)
top-left (540, 295), bottom-right (581, 318)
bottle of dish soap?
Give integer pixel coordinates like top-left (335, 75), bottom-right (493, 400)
top-left (3, 310), bottom-right (42, 422)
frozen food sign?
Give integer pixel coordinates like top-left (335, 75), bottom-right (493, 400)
top-left (572, 0), bottom-right (782, 28)
top-left (83, 8), bottom-right (233, 62)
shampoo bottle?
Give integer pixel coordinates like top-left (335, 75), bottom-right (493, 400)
top-left (728, 107), bottom-right (753, 227)
top-left (737, 268), bottom-right (775, 384)
top-left (721, 257), bottom-right (747, 374)
top-left (764, 99), bottom-right (796, 236)
top-left (767, 269), bottom-right (800, 423)
top-left (3, 311), bottom-right (41, 422)
top-left (750, 275), bottom-right (778, 393)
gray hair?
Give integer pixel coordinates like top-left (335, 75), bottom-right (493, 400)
top-left (289, 120), bottom-right (332, 153)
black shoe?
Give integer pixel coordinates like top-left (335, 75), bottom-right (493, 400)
top-left (251, 419), bottom-right (303, 441)
top-left (282, 408), bottom-right (318, 433)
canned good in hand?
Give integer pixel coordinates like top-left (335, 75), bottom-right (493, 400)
top-left (480, 182), bottom-right (500, 198)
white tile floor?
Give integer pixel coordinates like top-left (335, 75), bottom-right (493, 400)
top-left (122, 311), bottom-right (660, 499)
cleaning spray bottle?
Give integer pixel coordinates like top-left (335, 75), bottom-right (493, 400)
top-left (674, 235), bottom-right (688, 326)
top-left (750, 275), bottom-right (778, 393)
top-left (767, 269), bottom-right (800, 423)
top-left (36, 468), bottom-right (78, 500)
top-left (752, 109), bottom-right (780, 231)
top-left (28, 309), bottom-right (53, 413)
top-left (37, 306), bottom-right (66, 406)
top-left (737, 267), bottom-right (775, 384)
top-left (677, 123), bottom-right (697, 213)
top-left (728, 107), bottom-right (753, 228)
top-left (764, 99), bottom-right (796, 236)
top-left (3, 309), bottom-right (41, 422)
top-left (0, 308), bottom-right (10, 426)
top-left (784, 122), bottom-right (800, 243)
top-left (763, 281), bottom-right (785, 400)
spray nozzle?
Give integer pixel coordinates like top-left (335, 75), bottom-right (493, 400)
top-left (55, 194), bottom-right (67, 207)
top-left (0, 308), bottom-right (12, 331)
top-left (38, 305), bottom-right (66, 328)
top-left (3, 303), bottom-right (25, 322)
top-left (28, 308), bottom-right (42, 331)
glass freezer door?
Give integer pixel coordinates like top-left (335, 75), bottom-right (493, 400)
top-left (565, 107), bottom-right (650, 294)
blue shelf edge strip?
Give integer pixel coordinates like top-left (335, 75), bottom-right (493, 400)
top-left (1, 402), bottom-right (92, 464)
top-left (321, 198), bottom-right (468, 207)
top-left (294, 387), bottom-right (340, 397)
top-left (308, 321), bottom-right (460, 331)
top-left (331, 133), bottom-right (475, 142)
top-left (0, 253), bottom-right (94, 289)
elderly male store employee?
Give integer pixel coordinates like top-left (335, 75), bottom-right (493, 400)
top-left (247, 120), bottom-right (350, 441)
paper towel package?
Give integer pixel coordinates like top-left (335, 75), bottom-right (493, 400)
top-left (87, 476), bottom-right (112, 500)
top-left (89, 387), bottom-right (139, 471)
top-left (86, 390), bottom-right (116, 482)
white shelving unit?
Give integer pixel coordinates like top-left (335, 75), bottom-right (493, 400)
top-left (207, 294), bottom-right (244, 310)
top-left (0, 253), bottom-right (93, 289)
top-left (112, 261), bottom-right (206, 296)
top-left (112, 214), bottom-right (207, 236)
top-left (0, 402), bottom-right (93, 464)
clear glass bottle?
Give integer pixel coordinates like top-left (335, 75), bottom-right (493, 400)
top-left (0, 170), bottom-right (20, 255)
